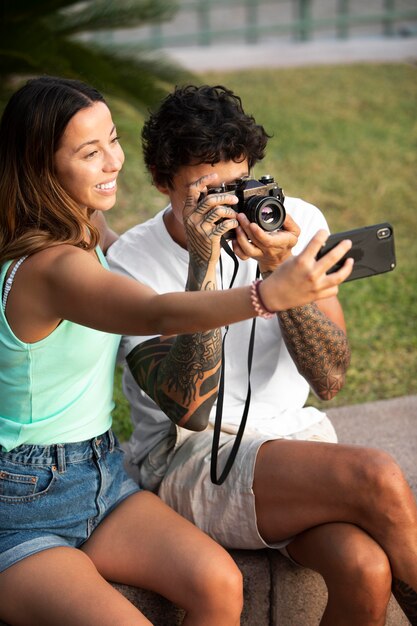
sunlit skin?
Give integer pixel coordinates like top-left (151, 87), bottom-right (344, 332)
top-left (54, 101), bottom-right (125, 215)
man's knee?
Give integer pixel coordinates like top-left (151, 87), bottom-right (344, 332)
top-left (346, 539), bottom-right (391, 588)
top-left (352, 448), bottom-right (413, 522)
top-left (329, 537), bottom-right (392, 620)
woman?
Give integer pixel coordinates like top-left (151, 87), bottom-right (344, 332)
top-left (0, 76), bottom-right (353, 626)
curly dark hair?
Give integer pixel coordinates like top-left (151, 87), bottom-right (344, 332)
top-left (142, 84), bottom-right (270, 189)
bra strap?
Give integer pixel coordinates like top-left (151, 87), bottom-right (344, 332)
top-left (2, 255), bottom-right (28, 312)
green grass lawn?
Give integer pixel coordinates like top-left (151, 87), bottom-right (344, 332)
top-left (108, 63), bottom-right (417, 441)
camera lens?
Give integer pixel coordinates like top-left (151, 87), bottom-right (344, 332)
top-left (246, 196), bottom-right (286, 232)
top-left (260, 205), bottom-right (276, 224)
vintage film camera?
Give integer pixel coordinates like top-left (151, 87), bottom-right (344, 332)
top-left (206, 176), bottom-right (286, 240)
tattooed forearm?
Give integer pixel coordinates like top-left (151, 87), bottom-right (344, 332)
top-left (184, 198), bottom-right (215, 288)
top-left (392, 578), bottom-right (417, 625)
top-left (186, 228), bottom-right (212, 286)
top-left (127, 328), bottom-right (222, 431)
top-left (278, 303), bottom-right (351, 400)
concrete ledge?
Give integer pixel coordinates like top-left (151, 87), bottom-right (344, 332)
top-left (111, 583), bottom-right (185, 625)
top-left (328, 394), bottom-right (417, 493)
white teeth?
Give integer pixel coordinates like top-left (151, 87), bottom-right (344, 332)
top-left (96, 180), bottom-right (116, 190)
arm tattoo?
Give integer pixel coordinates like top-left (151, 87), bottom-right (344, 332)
top-left (184, 194), bottom-right (221, 289)
top-left (186, 226), bottom-right (212, 287)
top-left (278, 303), bottom-right (351, 401)
top-left (392, 578), bottom-right (417, 624)
top-left (127, 194), bottom-right (223, 430)
top-left (126, 328), bottom-right (222, 431)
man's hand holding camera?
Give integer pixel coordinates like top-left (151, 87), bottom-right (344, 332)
top-left (232, 212), bottom-right (300, 274)
top-left (183, 173), bottom-right (239, 290)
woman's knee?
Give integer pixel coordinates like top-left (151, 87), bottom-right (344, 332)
top-left (194, 552), bottom-right (243, 618)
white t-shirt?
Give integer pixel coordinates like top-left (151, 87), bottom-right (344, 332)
top-left (107, 197), bottom-right (329, 464)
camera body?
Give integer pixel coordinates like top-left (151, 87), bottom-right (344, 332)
top-left (207, 175), bottom-right (286, 240)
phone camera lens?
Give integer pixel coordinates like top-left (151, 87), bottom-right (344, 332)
top-left (377, 227), bottom-right (391, 240)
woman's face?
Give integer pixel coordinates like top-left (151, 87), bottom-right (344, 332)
top-left (54, 101), bottom-right (125, 213)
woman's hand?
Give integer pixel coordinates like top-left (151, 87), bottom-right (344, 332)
top-left (261, 229), bottom-right (354, 311)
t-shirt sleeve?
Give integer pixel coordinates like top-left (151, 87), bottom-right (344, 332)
top-left (284, 197), bottom-right (330, 255)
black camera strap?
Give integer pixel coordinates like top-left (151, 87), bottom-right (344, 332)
top-left (210, 240), bottom-right (259, 485)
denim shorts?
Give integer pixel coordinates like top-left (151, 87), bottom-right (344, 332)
top-left (0, 429), bottom-right (140, 573)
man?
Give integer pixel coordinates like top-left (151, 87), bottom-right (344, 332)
top-left (108, 85), bottom-right (417, 625)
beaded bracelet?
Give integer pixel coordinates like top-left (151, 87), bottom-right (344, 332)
top-left (250, 279), bottom-right (275, 319)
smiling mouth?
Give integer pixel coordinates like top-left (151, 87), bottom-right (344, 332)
top-left (96, 180), bottom-right (116, 190)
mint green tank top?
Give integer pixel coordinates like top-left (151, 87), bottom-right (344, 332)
top-left (0, 248), bottom-right (121, 451)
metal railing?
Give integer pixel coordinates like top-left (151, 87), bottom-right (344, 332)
top-left (129, 0), bottom-right (417, 48)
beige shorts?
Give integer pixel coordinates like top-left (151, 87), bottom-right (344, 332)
top-left (158, 416), bottom-right (337, 551)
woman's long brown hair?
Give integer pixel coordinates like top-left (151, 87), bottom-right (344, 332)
top-left (0, 76), bottom-right (106, 264)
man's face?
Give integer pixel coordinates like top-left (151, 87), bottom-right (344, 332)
top-left (164, 160), bottom-right (250, 224)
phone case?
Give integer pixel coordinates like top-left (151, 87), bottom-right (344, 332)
top-left (316, 222), bottom-right (396, 282)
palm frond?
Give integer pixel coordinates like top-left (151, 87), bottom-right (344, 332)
top-left (1, 0), bottom-right (79, 22)
top-left (48, 0), bottom-right (177, 35)
top-left (0, 0), bottom-right (189, 109)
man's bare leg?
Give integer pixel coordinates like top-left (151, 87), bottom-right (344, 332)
top-left (253, 439), bottom-right (417, 624)
top-left (287, 522), bottom-right (391, 625)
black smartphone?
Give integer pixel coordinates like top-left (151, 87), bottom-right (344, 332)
top-left (316, 222), bottom-right (396, 282)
